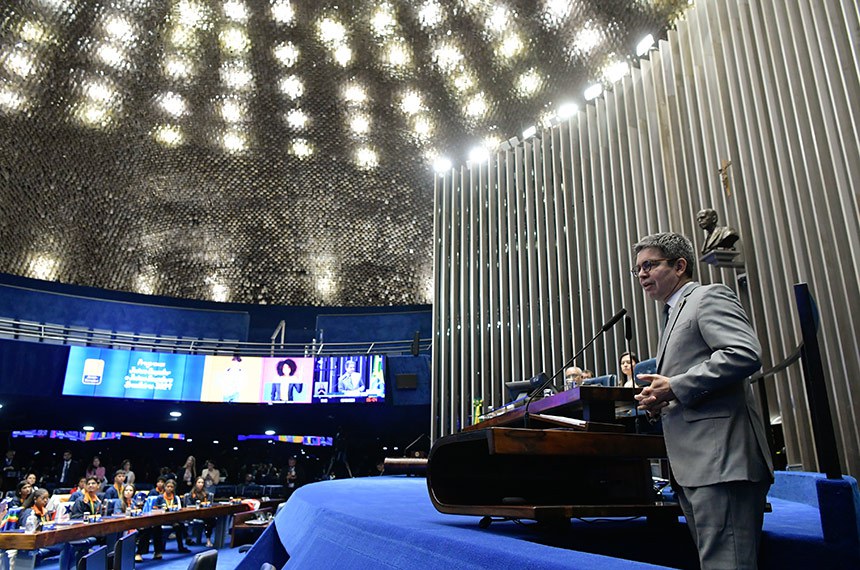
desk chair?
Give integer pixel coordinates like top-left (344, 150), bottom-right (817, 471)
top-left (581, 374), bottom-right (616, 387)
top-left (77, 545), bottom-right (107, 570)
top-left (186, 549), bottom-right (217, 570)
top-left (113, 530), bottom-right (138, 570)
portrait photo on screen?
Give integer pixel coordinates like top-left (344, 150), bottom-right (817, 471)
top-left (312, 355), bottom-right (385, 403)
top-left (260, 357), bottom-right (314, 403)
top-left (200, 355), bottom-right (264, 403)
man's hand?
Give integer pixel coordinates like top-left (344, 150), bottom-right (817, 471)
top-left (634, 373), bottom-right (677, 415)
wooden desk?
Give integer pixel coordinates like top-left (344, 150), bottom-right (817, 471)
top-left (464, 386), bottom-right (640, 431)
top-left (230, 507), bottom-right (273, 548)
top-left (428, 427), bottom-right (676, 523)
top-left (0, 503), bottom-right (248, 570)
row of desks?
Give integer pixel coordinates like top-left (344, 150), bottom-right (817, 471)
top-left (0, 502), bottom-right (250, 570)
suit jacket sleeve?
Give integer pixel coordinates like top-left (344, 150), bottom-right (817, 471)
top-left (668, 285), bottom-right (762, 407)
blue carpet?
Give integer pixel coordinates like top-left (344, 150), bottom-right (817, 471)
top-left (241, 474), bottom-right (855, 570)
top-left (35, 541), bottom-right (247, 570)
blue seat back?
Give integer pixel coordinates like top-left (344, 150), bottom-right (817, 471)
top-left (78, 544), bottom-right (108, 570)
top-left (114, 530), bottom-right (138, 570)
top-left (581, 374), bottom-right (616, 387)
top-left (633, 358), bottom-right (656, 386)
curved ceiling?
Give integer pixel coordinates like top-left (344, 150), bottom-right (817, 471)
top-left (0, 0), bottom-right (688, 306)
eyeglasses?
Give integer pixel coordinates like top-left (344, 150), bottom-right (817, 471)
top-left (630, 258), bottom-right (670, 277)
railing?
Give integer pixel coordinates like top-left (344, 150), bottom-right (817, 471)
top-left (0, 317), bottom-right (432, 357)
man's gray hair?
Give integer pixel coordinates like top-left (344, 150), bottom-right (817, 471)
top-left (633, 232), bottom-right (695, 278)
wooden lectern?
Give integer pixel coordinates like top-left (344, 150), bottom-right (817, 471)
top-left (427, 387), bottom-right (680, 524)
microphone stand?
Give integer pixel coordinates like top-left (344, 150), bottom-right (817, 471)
top-left (523, 309), bottom-right (627, 428)
top-left (624, 315), bottom-right (640, 434)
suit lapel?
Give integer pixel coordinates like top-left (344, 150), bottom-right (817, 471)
top-left (656, 283), bottom-right (699, 372)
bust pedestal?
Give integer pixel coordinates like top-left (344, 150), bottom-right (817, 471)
top-left (700, 248), bottom-right (744, 268)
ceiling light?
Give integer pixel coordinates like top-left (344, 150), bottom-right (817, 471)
top-left (163, 56), bottom-right (192, 80)
top-left (464, 93), bottom-right (488, 118)
top-left (154, 124), bottom-right (183, 146)
top-left (264, 429), bottom-right (276, 435)
top-left (604, 60), bottom-right (630, 83)
top-left (413, 116), bottom-right (432, 139)
top-left (371, 7), bottom-right (396, 36)
top-left (573, 28), bottom-right (601, 54)
top-left (418, 1), bottom-right (442, 28)
top-left (222, 63), bottom-right (253, 90)
top-left (220, 99), bottom-right (244, 122)
top-left (213, 440), bottom-right (219, 444)
top-left (334, 45), bottom-right (352, 66)
top-left (515, 69), bottom-right (541, 97)
top-left (350, 115), bottom-right (370, 135)
top-left (170, 411), bottom-right (182, 418)
top-left (318, 17), bottom-right (346, 45)
top-left (543, 0), bottom-right (571, 26)
top-left (19, 20), bottom-right (51, 44)
top-left (356, 147), bottom-right (378, 169)
top-left (270, 0), bottom-right (295, 24)
top-left (233, 446), bottom-right (239, 450)
top-left (386, 42), bottom-right (410, 67)
top-left (187, 438), bottom-right (193, 442)
top-left (157, 92), bottom-right (186, 117)
top-left (584, 83), bottom-right (603, 101)
top-left (433, 156), bottom-right (452, 173)
top-left (28, 254), bottom-right (59, 280)
top-left (286, 108), bottom-right (308, 129)
top-left (291, 138), bottom-right (313, 158)
top-left (211, 279), bottom-right (231, 299)
top-left (468, 146), bottom-right (489, 164)
top-left (400, 91), bottom-right (422, 115)
top-left (176, 0), bottom-right (210, 29)
top-left (522, 125), bottom-right (537, 139)
top-left (637, 34), bottom-right (655, 57)
top-left (169, 447), bottom-right (174, 451)
top-left (220, 26), bottom-right (250, 53)
top-left (4, 51), bottom-right (37, 78)
top-left (434, 43), bottom-right (462, 71)
top-left (102, 15), bottom-right (134, 42)
top-left (96, 44), bottom-right (127, 68)
top-left (278, 75), bottom-right (304, 99)
top-left (343, 83), bottom-right (367, 104)
top-left (498, 33), bottom-right (523, 59)
top-left (223, 0), bottom-right (248, 22)
top-left (557, 102), bottom-right (579, 120)
top-left (273, 42), bottom-right (299, 67)
top-left (83, 425), bottom-right (94, 432)
top-left (488, 6), bottom-right (509, 32)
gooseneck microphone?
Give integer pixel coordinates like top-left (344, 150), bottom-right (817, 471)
top-left (523, 308), bottom-right (627, 428)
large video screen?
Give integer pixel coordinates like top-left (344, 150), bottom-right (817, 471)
top-left (62, 346), bottom-right (385, 404)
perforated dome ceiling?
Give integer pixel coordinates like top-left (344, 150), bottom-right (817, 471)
top-left (0, 0), bottom-right (687, 306)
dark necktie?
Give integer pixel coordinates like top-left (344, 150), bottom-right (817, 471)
top-left (661, 304), bottom-right (671, 331)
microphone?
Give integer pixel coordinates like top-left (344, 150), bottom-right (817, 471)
top-left (523, 308), bottom-right (627, 428)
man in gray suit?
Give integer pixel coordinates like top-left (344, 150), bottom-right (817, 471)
top-left (632, 232), bottom-right (773, 570)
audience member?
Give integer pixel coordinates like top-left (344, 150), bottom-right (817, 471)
top-left (120, 459), bottom-right (135, 485)
top-left (85, 456), bottom-right (107, 489)
top-left (186, 476), bottom-right (214, 547)
top-left (2, 450), bottom-right (19, 492)
top-left (581, 369), bottom-right (594, 380)
top-left (68, 476), bottom-right (88, 502)
top-left (148, 476), bottom-right (167, 497)
top-left (563, 366), bottom-right (583, 390)
top-left (103, 469), bottom-right (127, 500)
top-left (162, 479), bottom-right (190, 553)
top-left (201, 460), bottom-right (221, 494)
top-left (619, 352), bottom-right (639, 388)
top-left (10, 480), bottom-right (33, 508)
top-left (180, 455), bottom-right (197, 492)
top-left (19, 488), bottom-right (51, 527)
top-left (70, 477), bottom-right (101, 519)
top-left (24, 472), bottom-right (40, 491)
top-left (57, 450), bottom-right (81, 487)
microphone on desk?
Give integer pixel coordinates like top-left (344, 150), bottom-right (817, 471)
top-left (523, 308), bottom-right (627, 428)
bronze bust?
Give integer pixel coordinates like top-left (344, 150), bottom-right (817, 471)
top-left (697, 209), bottom-right (739, 254)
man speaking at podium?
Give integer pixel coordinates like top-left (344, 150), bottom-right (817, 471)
top-left (632, 232), bottom-right (772, 570)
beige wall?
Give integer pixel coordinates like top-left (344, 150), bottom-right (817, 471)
top-left (431, 0), bottom-right (860, 477)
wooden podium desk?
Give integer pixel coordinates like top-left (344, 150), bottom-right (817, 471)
top-left (465, 385), bottom-right (640, 432)
top-left (428, 427), bottom-right (677, 524)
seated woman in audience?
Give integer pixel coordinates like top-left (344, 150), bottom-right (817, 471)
top-left (70, 477), bottom-right (101, 519)
top-left (103, 469), bottom-right (127, 500)
top-left (121, 460), bottom-right (135, 486)
top-left (201, 460), bottom-right (221, 495)
top-left (85, 457), bottom-right (107, 489)
top-left (185, 476), bottom-right (214, 547)
top-left (24, 472), bottom-right (40, 491)
top-left (9, 480), bottom-right (33, 508)
top-left (108, 483), bottom-right (136, 515)
top-left (618, 351), bottom-right (639, 387)
top-left (19, 488), bottom-right (51, 527)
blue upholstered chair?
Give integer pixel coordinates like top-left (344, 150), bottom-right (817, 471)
top-left (581, 374), bottom-right (616, 387)
top-left (632, 358), bottom-right (656, 386)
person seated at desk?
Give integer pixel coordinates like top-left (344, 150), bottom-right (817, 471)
top-left (107, 484), bottom-right (136, 515)
top-left (185, 476), bottom-right (214, 547)
top-left (337, 360), bottom-right (364, 392)
top-left (24, 472), bottom-right (40, 492)
top-left (9, 480), bottom-right (33, 508)
top-left (148, 476), bottom-right (167, 497)
top-left (563, 366), bottom-right (583, 390)
top-left (19, 488), bottom-right (52, 527)
top-left (69, 477), bottom-right (101, 519)
top-left (68, 476), bottom-right (88, 502)
top-left (160, 479), bottom-right (190, 553)
top-left (103, 469), bottom-right (126, 501)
